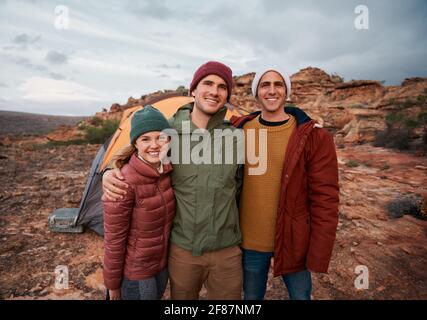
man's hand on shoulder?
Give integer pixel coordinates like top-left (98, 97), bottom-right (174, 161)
top-left (102, 168), bottom-right (128, 201)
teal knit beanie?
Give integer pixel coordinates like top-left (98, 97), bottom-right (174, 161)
top-left (130, 106), bottom-right (170, 144)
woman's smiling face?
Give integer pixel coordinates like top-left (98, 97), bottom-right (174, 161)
top-left (135, 131), bottom-right (169, 166)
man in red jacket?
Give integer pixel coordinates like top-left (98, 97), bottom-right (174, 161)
top-left (231, 67), bottom-right (339, 300)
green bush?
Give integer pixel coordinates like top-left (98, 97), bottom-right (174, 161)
top-left (373, 130), bottom-right (388, 147)
top-left (77, 121), bottom-right (87, 131)
top-left (419, 112), bottom-right (427, 147)
top-left (419, 112), bottom-right (427, 124)
top-left (380, 162), bottom-right (390, 171)
top-left (401, 99), bottom-right (414, 109)
top-left (346, 160), bottom-right (359, 168)
top-left (386, 196), bottom-right (424, 220)
top-left (417, 95), bottom-right (426, 105)
top-left (422, 127), bottom-right (427, 151)
top-left (89, 116), bottom-right (103, 126)
top-left (387, 98), bottom-right (396, 105)
top-left (374, 111), bottom-right (425, 151)
top-left (385, 112), bottom-right (404, 124)
top-left (24, 118), bottom-right (119, 150)
top-left (85, 119), bottom-right (119, 144)
top-left (374, 127), bottom-right (411, 150)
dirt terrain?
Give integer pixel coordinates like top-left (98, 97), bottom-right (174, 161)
top-left (0, 110), bottom-right (87, 136)
top-left (1, 67), bottom-right (426, 300)
top-left (0, 134), bottom-right (426, 300)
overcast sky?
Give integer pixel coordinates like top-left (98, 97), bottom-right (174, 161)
top-left (0, 0), bottom-right (426, 116)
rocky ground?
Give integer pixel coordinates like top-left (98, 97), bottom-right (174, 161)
top-left (0, 134), bottom-right (426, 300)
top-left (0, 110), bottom-right (87, 136)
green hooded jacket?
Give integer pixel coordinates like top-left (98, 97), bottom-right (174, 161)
top-left (168, 103), bottom-right (242, 256)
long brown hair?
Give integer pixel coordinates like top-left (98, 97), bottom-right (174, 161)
top-left (110, 144), bottom-right (136, 169)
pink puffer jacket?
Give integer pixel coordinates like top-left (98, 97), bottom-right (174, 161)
top-left (103, 154), bottom-right (175, 290)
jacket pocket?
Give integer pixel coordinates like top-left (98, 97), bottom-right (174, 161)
top-left (291, 210), bottom-right (311, 266)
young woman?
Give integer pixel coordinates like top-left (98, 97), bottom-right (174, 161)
top-left (103, 106), bottom-right (175, 300)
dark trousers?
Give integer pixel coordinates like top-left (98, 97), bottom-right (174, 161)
top-left (242, 248), bottom-right (312, 300)
top-left (106, 268), bottom-right (168, 300)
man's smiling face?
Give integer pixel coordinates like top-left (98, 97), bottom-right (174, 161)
top-left (192, 74), bottom-right (228, 116)
top-left (256, 71), bottom-right (287, 114)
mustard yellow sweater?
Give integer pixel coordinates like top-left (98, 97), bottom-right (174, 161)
top-left (240, 114), bottom-right (296, 252)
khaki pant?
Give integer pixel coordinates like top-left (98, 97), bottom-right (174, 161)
top-left (168, 244), bottom-right (242, 300)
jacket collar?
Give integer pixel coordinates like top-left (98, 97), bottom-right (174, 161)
top-left (171, 102), bottom-right (228, 133)
top-left (231, 105), bottom-right (312, 129)
top-left (128, 153), bottom-right (172, 178)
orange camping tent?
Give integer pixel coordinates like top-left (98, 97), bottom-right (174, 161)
top-left (50, 93), bottom-right (248, 236)
top-left (100, 94), bottom-right (246, 171)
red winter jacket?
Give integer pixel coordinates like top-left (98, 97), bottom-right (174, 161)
top-left (231, 106), bottom-right (339, 276)
top-left (102, 154), bottom-right (175, 290)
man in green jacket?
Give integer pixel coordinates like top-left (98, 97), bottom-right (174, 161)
top-left (102, 61), bottom-right (243, 300)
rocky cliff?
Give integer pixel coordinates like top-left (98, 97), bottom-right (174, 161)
top-left (46, 67), bottom-right (427, 146)
top-left (230, 67), bottom-right (427, 145)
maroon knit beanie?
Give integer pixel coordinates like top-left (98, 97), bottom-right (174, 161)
top-left (189, 61), bottom-right (233, 101)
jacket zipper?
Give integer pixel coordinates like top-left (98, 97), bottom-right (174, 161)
top-left (156, 179), bottom-right (169, 251)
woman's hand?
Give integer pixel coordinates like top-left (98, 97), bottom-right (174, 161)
top-left (109, 289), bottom-right (121, 300)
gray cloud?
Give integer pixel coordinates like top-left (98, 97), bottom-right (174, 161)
top-left (48, 72), bottom-right (66, 80)
top-left (124, 0), bottom-right (427, 85)
top-left (125, 0), bottom-right (197, 21)
top-left (128, 0), bottom-right (173, 20)
top-left (190, 0), bottom-right (427, 84)
top-left (45, 50), bottom-right (68, 65)
top-left (13, 34), bottom-right (30, 44)
top-left (156, 63), bottom-right (181, 69)
top-left (1, 53), bottom-right (66, 80)
top-left (10, 56), bottom-right (48, 72)
top-left (1, 0), bottom-right (427, 117)
top-left (153, 31), bottom-right (172, 38)
top-left (3, 33), bottom-right (41, 51)
top-left (13, 33), bottom-right (41, 44)
top-left (0, 80), bottom-right (8, 88)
